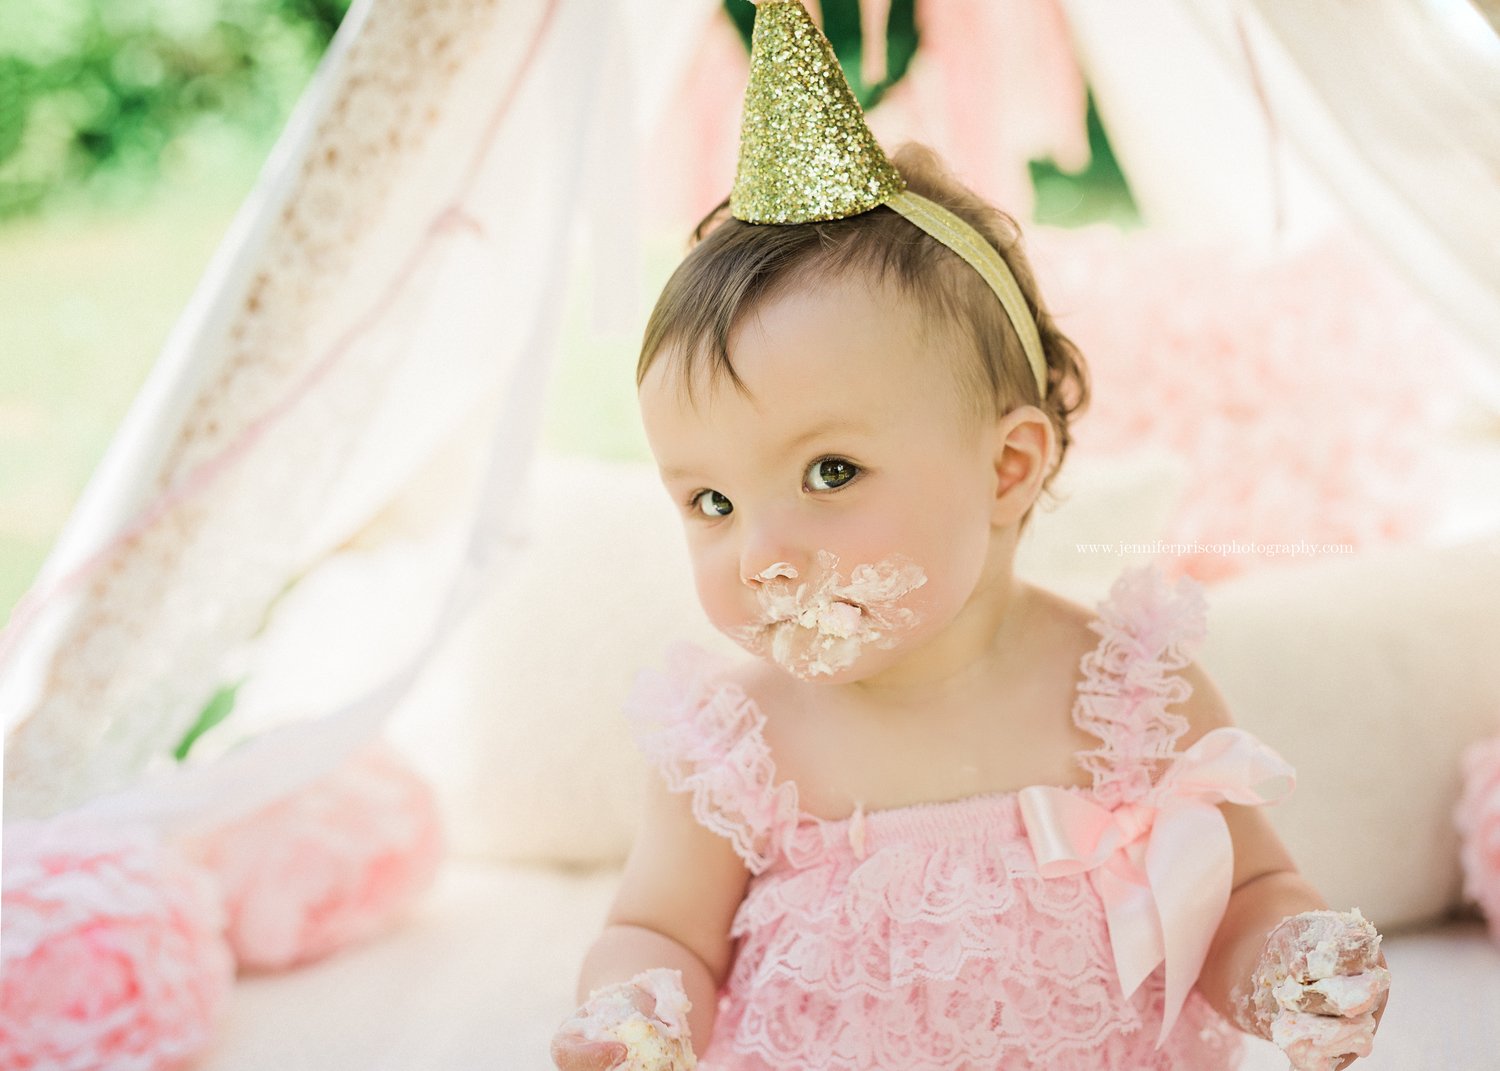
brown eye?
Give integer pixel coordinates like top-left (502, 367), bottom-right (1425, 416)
top-left (691, 490), bottom-right (733, 517)
top-left (805, 457), bottom-right (858, 492)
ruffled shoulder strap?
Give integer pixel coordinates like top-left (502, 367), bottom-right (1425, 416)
top-left (1071, 561), bottom-right (1210, 805)
top-left (622, 640), bottom-right (800, 876)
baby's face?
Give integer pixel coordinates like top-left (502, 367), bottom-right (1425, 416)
top-left (639, 272), bottom-right (1002, 684)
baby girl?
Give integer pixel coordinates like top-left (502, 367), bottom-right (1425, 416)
top-left (552, 3), bottom-right (1390, 1068)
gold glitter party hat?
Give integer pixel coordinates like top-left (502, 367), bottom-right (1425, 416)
top-left (730, 0), bottom-right (903, 223)
top-left (727, 0), bottom-right (1050, 398)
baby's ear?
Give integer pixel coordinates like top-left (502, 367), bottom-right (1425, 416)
top-left (988, 405), bottom-right (1054, 527)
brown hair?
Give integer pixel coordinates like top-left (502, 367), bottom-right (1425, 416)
top-left (637, 141), bottom-right (1091, 528)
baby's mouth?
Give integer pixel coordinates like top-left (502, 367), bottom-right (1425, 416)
top-left (768, 591), bottom-right (864, 633)
top-left (769, 596), bottom-right (867, 627)
top-left (734, 551), bottom-right (927, 678)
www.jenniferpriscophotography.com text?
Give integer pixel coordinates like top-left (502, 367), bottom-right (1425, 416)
top-left (1075, 540), bottom-right (1357, 559)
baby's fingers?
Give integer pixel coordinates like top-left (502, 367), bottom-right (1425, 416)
top-left (550, 1031), bottom-right (628, 1071)
top-left (623, 984), bottom-right (660, 1022)
top-left (1271, 1010), bottom-right (1377, 1071)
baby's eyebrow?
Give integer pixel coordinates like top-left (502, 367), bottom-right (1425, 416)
top-left (778, 416), bottom-right (870, 455)
top-left (660, 417), bottom-right (869, 480)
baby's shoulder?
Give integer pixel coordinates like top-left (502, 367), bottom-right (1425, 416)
top-left (1034, 569), bottom-right (1232, 750)
top-left (637, 641), bottom-right (787, 748)
top-left (1026, 579), bottom-right (1099, 633)
top-left (714, 655), bottom-right (802, 741)
top-left (1018, 575), bottom-right (1221, 724)
top-left (1017, 580), bottom-right (1110, 672)
top-left (1028, 564), bottom-right (1215, 671)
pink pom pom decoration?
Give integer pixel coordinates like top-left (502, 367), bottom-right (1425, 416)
top-left (1454, 732), bottom-right (1500, 948)
top-left (0, 816), bottom-right (235, 1071)
top-left (180, 740), bottom-right (445, 971)
top-left (1028, 226), bottom-right (1472, 584)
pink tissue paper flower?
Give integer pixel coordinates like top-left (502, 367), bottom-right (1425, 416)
top-left (1027, 225), bottom-right (1475, 585)
top-left (1454, 732), bottom-right (1500, 948)
top-left (0, 816), bottom-right (234, 1071)
top-left (180, 740), bottom-right (445, 971)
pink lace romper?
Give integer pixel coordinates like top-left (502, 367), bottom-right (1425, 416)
top-left (623, 563), bottom-right (1296, 1070)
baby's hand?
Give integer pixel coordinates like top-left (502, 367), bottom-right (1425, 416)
top-left (550, 968), bottom-right (698, 1071)
top-left (1243, 908), bottom-right (1391, 1071)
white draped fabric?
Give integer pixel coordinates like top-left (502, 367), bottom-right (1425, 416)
top-left (1062, 0), bottom-right (1500, 359)
top-left (0, 0), bottom-right (720, 828)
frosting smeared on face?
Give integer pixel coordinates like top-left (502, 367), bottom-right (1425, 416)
top-left (730, 550), bottom-right (928, 679)
top-left (754, 562), bottom-right (799, 582)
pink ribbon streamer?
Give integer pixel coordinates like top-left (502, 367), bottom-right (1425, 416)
top-left (859, 0), bottom-right (890, 87)
top-left (1018, 726), bottom-right (1296, 1047)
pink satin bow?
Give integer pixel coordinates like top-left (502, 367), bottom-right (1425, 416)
top-left (1018, 727), bottom-right (1296, 1048)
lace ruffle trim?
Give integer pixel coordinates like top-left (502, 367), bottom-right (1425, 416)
top-left (712, 927), bottom-right (1244, 1070)
top-left (622, 642), bottom-right (799, 875)
top-left (1071, 563), bottom-right (1209, 804)
top-left (729, 851), bottom-right (1110, 995)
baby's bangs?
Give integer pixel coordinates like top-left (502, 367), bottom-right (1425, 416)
top-left (636, 209), bottom-right (958, 407)
top-left (637, 218), bottom-right (835, 407)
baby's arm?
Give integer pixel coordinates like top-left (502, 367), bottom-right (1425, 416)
top-left (1200, 870), bottom-right (1390, 1069)
top-left (1175, 664), bottom-right (1390, 1069)
top-left (553, 765), bottom-right (750, 1068)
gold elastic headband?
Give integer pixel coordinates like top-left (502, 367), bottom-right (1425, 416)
top-left (728, 0), bottom-right (1049, 400)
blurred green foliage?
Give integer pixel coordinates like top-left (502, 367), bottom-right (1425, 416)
top-left (1031, 90), bottom-right (1137, 230)
top-left (0, 0), bottom-right (352, 219)
top-left (722, 0), bottom-right (919, 111)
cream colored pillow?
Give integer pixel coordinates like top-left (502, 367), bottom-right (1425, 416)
top-left (1015, 443), bottom-right (1191, 602)
top-left (391, 449), bottom-right (1500, 932)
top-left (392, 447), bottom-right (1190, 866)
top-left (1197, 533), bottom-right (1500, 933)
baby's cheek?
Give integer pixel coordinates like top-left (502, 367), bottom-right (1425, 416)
top-left (891, 552), bottom-right (975, 622)
top-left (887, 581), bottom-right (957, 648)
top-left (690, 561), bottom-right (747, 633)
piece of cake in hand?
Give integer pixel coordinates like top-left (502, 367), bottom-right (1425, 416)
top-left (571, 968), bottom-right (697, 1071)
top-left (1251, 908), bottom-right (1391, 1071)
top-left (1270, 1008), bottom-right (1380, 1071)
